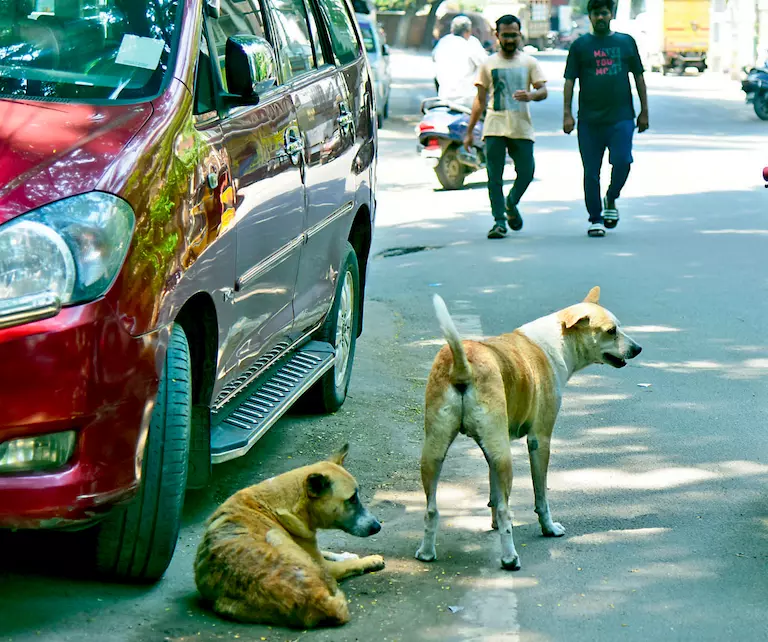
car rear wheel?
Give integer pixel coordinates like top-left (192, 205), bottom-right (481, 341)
top-left (303, 242), bottom-right (360, 413)
top-left (93, 323), bottom-right (192, 582)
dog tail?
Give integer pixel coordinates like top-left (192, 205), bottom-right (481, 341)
top-left (433, 294), bottom-right (472, 388)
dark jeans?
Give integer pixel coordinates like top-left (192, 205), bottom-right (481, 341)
top-left (577, 119), bottom-right (635, 223)
top-left (485, 136), bottom-right (535, 225)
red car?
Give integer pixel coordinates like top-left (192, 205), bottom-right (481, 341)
top-left (0, 0), bottom-right (377, 581)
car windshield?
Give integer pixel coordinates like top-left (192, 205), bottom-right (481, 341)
top-left (0, 0), bottom-right (181, 102)
top-left (359, 22), bottom-right (375, 54)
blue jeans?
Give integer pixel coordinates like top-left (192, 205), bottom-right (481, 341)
top-left (485, 137), bottom-right (535, 225)
top-left (577, 119), bottom-right (634, 223)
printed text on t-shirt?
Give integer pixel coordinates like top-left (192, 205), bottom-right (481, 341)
top-left (594, 48), bottom-right (621, 76)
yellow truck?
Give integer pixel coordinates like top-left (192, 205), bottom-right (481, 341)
top-left (635, 0), bottom-right (710, 74)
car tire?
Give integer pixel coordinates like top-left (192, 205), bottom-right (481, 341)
top-left (377, 111), bottom-right (383, 129)
top-left (435, 145), bottom-right (467, 190)
top-left (383, 97), bottom-right (389, 119)
top-left (93, 323), bottom-right (192, 582)
top-left (303, 242), bottom-right (360, 414)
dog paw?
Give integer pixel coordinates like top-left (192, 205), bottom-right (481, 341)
top-left (501, 554), bottom-right (521, 571)
top-left (415, 546), bottom-right (437, 563)
top-left (542, 522), bottom-right (566, 537)
top-left (363, 555), bottom-right (385, 572)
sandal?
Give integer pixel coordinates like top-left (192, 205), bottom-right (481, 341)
top-left (505, 202), bottom-right (523, 231)
top-left (588, 222), bottom-right (606, 237)
top-left (602, 197), bottom-right (619, 229)
top-left (487, 224), bottom-right (507, 239)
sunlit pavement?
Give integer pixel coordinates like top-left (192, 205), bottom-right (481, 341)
top-left (1, 48), bottom-right (767, 642)
top-left (367, 48), bottom-right (768, 641)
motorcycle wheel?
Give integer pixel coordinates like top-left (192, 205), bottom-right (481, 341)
top-left (754, 93), bottom-right (768, 120)
top-left (435, 146), bottom-right (467, 190)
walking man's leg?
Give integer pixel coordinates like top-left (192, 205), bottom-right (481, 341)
top-left (504, 139), bottom-right (535, 231)
top-left (485, 136), bottom-right (508, 238)
top-left (603, 120), bottom-right (635, 228)
top-left (577, 121), bottom-right (608, 236)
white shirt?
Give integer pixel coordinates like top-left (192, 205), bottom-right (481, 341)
top-left (432, 34), bottom-right (488, 107)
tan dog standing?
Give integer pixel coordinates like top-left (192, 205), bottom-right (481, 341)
top-left (195, 444), bottom-right (384, 628)
top-left (415, 287), bottom-right (642, 570)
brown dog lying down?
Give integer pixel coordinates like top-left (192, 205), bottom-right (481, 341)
top-left (194, 444), bottom-right (384, 628)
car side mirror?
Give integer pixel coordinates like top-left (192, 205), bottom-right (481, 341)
top-left (382, 43), bottom-right (390, 56)
top-left (224, 35), bottom-right (277, 103)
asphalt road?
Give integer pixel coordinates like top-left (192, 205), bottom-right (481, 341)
top-left (1, 49), bottom-right (767, 642)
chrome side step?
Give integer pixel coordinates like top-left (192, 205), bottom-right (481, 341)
top-left (210, 341), bottom-right (334, 464)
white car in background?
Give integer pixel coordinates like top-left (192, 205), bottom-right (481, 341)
top-left (357, 13), bottom-right (391, 127)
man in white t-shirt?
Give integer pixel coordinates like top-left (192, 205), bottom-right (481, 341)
top-left (432, 15), bottom-right (488, 107)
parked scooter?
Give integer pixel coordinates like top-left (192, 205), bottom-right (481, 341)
top-left (417, 97), bottom-right (484, 190)
top-left (742, 66), bottom-right (768, 120)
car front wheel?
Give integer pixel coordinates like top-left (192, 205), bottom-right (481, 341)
top-left (93, 323), bottom-right (192, 582)
top-left (304, 242), bottom-right (361, 413)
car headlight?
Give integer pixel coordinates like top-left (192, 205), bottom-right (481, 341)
top-left (0, 193), bottom-right (135, 327)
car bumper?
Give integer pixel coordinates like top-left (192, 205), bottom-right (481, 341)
top-left (0, 300), bottom-right (163, 529)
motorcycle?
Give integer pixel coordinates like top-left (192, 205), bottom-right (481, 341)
top-left (741, 66), bottom-right (768, 120)
top-left (416, 97), bottom-right (485, 190)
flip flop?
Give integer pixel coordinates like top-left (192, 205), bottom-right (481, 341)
top-left (602, 198), bottom-right (619, 229)
top-left (588, 222), bottom-right (606, 237)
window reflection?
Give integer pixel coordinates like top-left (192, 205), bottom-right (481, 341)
top-left (0, 0), bottom-right (181, 101)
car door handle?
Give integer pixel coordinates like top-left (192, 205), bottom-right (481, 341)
top-left (338, 104), bottom-right (354, 131)
top-left (285, 139), bottom-right (304, 155)
top-left (283, 129), bottom-right (304, 164)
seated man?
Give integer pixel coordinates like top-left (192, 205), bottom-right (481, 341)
top-left (432, 15), bottom-right (488, 108)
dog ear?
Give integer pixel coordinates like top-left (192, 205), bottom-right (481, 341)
top-left (307, 472), bottom-right (332, 498)
top-left (562, 310), bottom-right (591, 330)
top-left (327, 443), bottom-right (349, 467)
top-left (583, 286), bottom-right (601, 304)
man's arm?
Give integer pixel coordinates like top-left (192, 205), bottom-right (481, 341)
top-left (628, 36), bottom-right (649, 132)
top-left (464, 85), bottom-right (487, 150)
top-left (634, 72), bottom-right (649, 132)
top-left (514, 81), bottom-right (547, 102)
top-left (563, 78), bottom-right (576, 134)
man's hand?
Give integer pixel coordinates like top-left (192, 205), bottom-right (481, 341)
top-left (513, 89), bottom-right (532, 102)
top-left (563, 113), bottom-right (575, 135)
top-left (637, 111), bottom-right (649, 133)
top-left (464, 131), bottom-right (474, 151)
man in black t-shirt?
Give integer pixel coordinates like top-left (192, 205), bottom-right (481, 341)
top-left (563, 0), bottom-right (649, 237)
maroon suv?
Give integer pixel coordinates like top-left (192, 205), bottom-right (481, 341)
top-left (0, 0), bottom-right (376, 581)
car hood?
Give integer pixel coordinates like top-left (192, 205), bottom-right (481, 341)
top-left (0, 99), bottom-right (152, 224)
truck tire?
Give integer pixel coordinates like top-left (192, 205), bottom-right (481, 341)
top-left (435, 145), bottom-right (467, 190)
top-left (94, 323), bottom-right (192, 582)
top-left (303, 242), bottom-right (361, 413)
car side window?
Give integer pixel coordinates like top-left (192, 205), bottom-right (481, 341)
top-left (263, 0), bottom-right (318, 82)
top-left (304, 0), bottom-right (329, 68)
top-left (205, 0), bottom-right (268, 93)
top-left (316, 0), bottom-right (360, 66)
